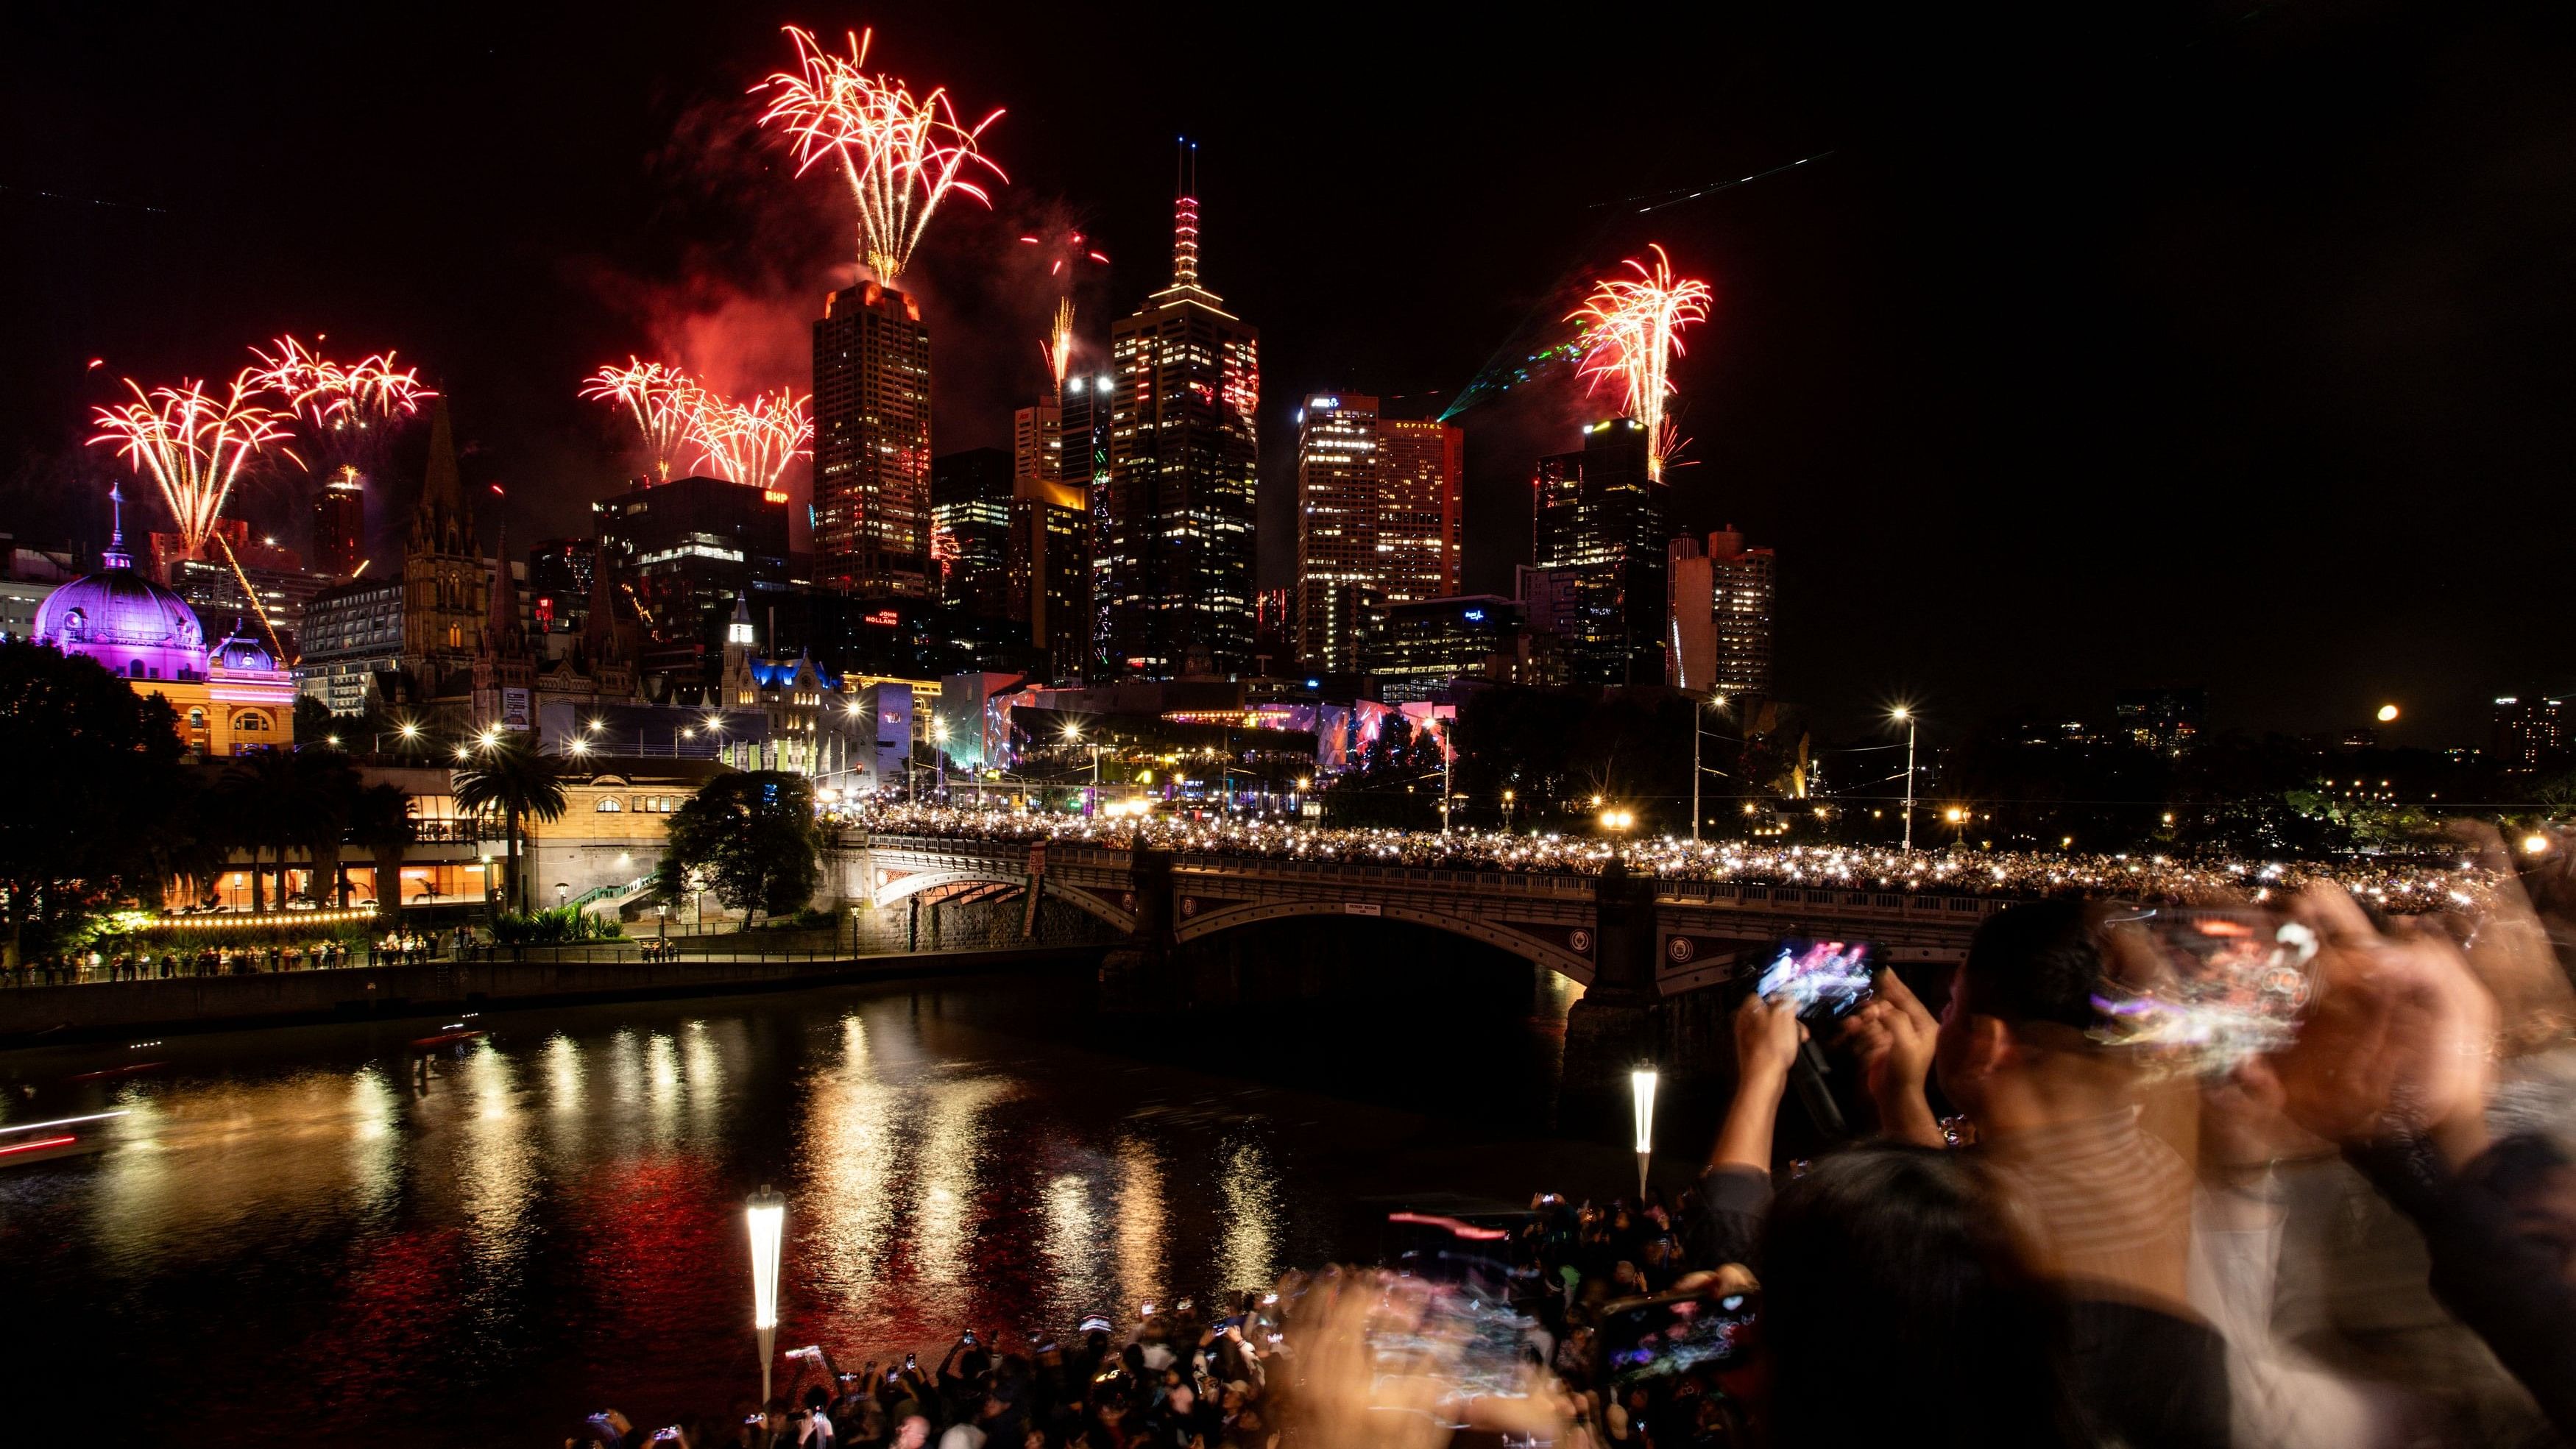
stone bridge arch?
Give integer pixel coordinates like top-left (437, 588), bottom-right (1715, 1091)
top-left (1170, 896), bottom-right (1599, 986)
top-left (863, 859), bottom-right (1136, 934)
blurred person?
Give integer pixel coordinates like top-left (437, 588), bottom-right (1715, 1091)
top-left (1761, 1145), bottom-right (2096, 1448)
top-left (1850, 902), bottom-right (2230, 1445)
top-left (2268, 882), bottom-right (2576, 1440)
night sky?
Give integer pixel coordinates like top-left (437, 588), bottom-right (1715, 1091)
top-left (7, 1), bottom-right (2572, 745)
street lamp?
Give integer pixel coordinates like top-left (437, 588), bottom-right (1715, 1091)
top-left (1692, 693), bottom-right (1727, 843)
top-left (746, 1187), bottom-right (786, 1403)
top-left (1891, 706), bottom-right (1917, 852)
top-left (1631, 1067), bottom-right (1659, 1200)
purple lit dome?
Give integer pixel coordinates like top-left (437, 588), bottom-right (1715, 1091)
top-left (32, 489), bottom-right (206, 684)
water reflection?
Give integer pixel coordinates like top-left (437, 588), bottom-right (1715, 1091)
top-left (1, 965), bottom-right (1573, 1448)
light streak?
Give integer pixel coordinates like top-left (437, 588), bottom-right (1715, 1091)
top-left (684, 388), bottom-right (813, 492)
top-left (581, 358), bottom-right (702, 482)
top-left (246, 336), bottom-right (436, 439)
top-left (1567, 244), bottom-right (1712, 481)
top-left (1020, 230), bottom-right (1107, 395)
top-left (755, 26), bottom-right (1006, 283)
top-left (88, 375), bottom-right (298, 559)
top-left (0, 1136), bottom-right (76, 1156)
top-left (0, 1110), bottom-right (129, 1135)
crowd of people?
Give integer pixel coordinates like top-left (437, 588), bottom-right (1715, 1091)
top-left (574, 826), bottom-right (2576, 1448)
top-left (5, 927), bottom-right (475, 986)
top-left (835, 801), bottom-right (2495, 912)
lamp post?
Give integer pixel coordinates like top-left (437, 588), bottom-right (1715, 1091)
top-left (746, 1186), bottom-right (786, 1404)
top-left (1892, 706), bottom-right (1917, 852)
top-left (1630, 1067), bottom-right (1659, 1200)
top-left (1437, 718), bottom-right (1454, 835)
top-left (1691, 693), bottom-right (1727, 843)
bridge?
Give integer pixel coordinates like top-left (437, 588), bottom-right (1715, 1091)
top-left (841, 832), bottom-right (2010, 1005)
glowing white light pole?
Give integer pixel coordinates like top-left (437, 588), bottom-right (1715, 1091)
top-left (1892, 706), bottom-right (1917, 852)
top-left (746, 1186), bottom-right (786, 1403)
top-left (1630, 1067), bottom-right (1659, 1200)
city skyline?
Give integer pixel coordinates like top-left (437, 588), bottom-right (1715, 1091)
top-left (7, 5), bottom-right (2574, 740)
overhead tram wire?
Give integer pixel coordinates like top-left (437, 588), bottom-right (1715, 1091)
top-left (1437, 149), bottom-right (1837, 424)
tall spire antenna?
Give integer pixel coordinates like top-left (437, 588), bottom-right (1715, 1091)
top-left (1172, 136), bottom-right (1201, 289)
top-left (103, 482), bottom-right (130, 570)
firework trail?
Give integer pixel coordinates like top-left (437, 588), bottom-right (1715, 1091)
top-left (245, 335), bottom-right (435, 481)
top-left (684, 388), bottom-right (813, 492)
top-left (582, 358), bottom-right (704, 481)
top-left (755, 26), bottom-right (1006, 283)
top-left (1568, 245), bottom-right (1711, 481)
top-left (1020, 228), bottom-right (1108, 394)
top-left (88, 375), bottom-right (299, 559)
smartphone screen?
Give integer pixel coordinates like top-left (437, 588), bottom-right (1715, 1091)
top-left (1596, 1289), bottom-right (1761, 1389)
top-left (1755, 939), bottom-right (1874, 1020)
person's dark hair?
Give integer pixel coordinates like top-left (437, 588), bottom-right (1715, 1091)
top-left (1761, 1145), bottom-right (2094, 1448)
top-left (1959, 899), bottom-right (2112, 1032)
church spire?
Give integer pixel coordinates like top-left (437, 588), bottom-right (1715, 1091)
top-left (411, 397), bottom-right (472, 556)
top-left (484, 524), bottom-right (523, 657)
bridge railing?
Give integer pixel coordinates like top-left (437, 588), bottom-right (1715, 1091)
top-left (850, 833), bottom-right (2019, 919)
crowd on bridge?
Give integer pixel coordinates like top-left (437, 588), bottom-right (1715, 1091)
top-left (571, 863), bottom-right (2576, 1449)
top-left (835, 801), bottom-right (2496, 913)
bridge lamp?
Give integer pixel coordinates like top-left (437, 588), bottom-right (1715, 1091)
top-left (477, 727), bottom-right (500, 750)
top-left (453, 745), bottom-right (472, 762)
top-left (399, 721), bottom-right (421, 740)
top-left (1296, 776), bottom-right (1312, 791)
top-left (746, 1186), bottom-right (787, 1403)
top-left (1630, 1068), bottom-right (1659, 1200)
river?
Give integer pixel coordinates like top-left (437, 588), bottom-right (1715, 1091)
top-left (0, 952), bottom-right (1691, 1445)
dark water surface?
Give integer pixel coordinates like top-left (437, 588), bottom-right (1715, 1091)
top-left (0, 956), bottom-right (1671, 1445)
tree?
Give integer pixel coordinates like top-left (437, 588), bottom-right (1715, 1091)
top-left (656, 770), bottom-right (822, 928)
top-left (452, 738), bottom-right (568, 913)
top-left (0, 640), bottom-right (189, 964)
top-left (283, 748), bottom-right (364, 904)
top-left (214, 748), bottom-right (305, 911)
top-left (347, 782), bottom-right (413, 910)
top-left (291, 695), bottom-right (338, 747)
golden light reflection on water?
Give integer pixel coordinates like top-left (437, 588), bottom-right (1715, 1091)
top-left (1216, 1137), bottom-right (1280, 1294)
top-left (349, 1065), bottom-right (400, 1221)
top-left (1043, 1168), bottom-right (1110, 1322)
top-left (1112, 1133), bottom-right (1167, 1311)
top-left (455, 1042), bottom-right (536, 1274)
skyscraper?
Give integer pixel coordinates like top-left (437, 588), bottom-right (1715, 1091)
top-left (1100, 145), bottom-right (1260, 678)
top-left (1013, 402), bottom-right (1064, 485)
top-left (813, 280), bottom-right (933, 599)
top-left (1532, 418), bottom-right (1667, 685)
top-left (1666, 528), bottom-right (1776, 696)
top-left (1061, 369), bottom-right (1114, 680)
top-left (312, 468), bottom-right (365, 577)
top-left (1292, 394), bottom-right (1464, 672)
top-left (930, 447), bottom-right (1013, 619)
top-left (1381, 414), bottom-right (1464, 601)
top-left (1293, 394), bottom-right (1379, 673)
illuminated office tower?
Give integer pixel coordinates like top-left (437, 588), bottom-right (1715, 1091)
top-left (1061, 369), bottom-right (1114, 680)
top-left (1666, 527), bottom-right (1775, 696)
top-left (813, 280), bottom-right (934, 598)
top-left (1099, 143), bottom-right (1260, 678)
top-left (1380, 415), bottom-right (1463, 601)
top-left (1532, 418), bottom-right (1667, 685)
top-left (930, 447), bottom-right (1012, 618)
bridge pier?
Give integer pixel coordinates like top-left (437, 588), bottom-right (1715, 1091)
top-left (1563, 859), bottom-right (1664, 1099)
top-left (1097, 849), bottom-right (1176, 1011)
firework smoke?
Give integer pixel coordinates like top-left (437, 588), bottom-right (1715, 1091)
top-left (1568, 244), bottom-right (1712, 481)
top-left (755, 25), bottom-right (1006, 283)
top-left (88, 375), bottom-right (299, 559)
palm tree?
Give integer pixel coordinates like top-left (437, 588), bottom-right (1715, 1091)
top-left (452, 739), bottom-right (568, 914)
top-left (216, 749), bottom-right (308, 912)
top-left (347, 782), bottom-right (413, 911)
top-left (292, 749), bottom-right (364, 904)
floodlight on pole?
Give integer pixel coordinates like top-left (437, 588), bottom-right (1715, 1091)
top-left (746, 1186), bottom-right (786, 1403)
top-left (1631, 1067), bottom-right (1659, 1200)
